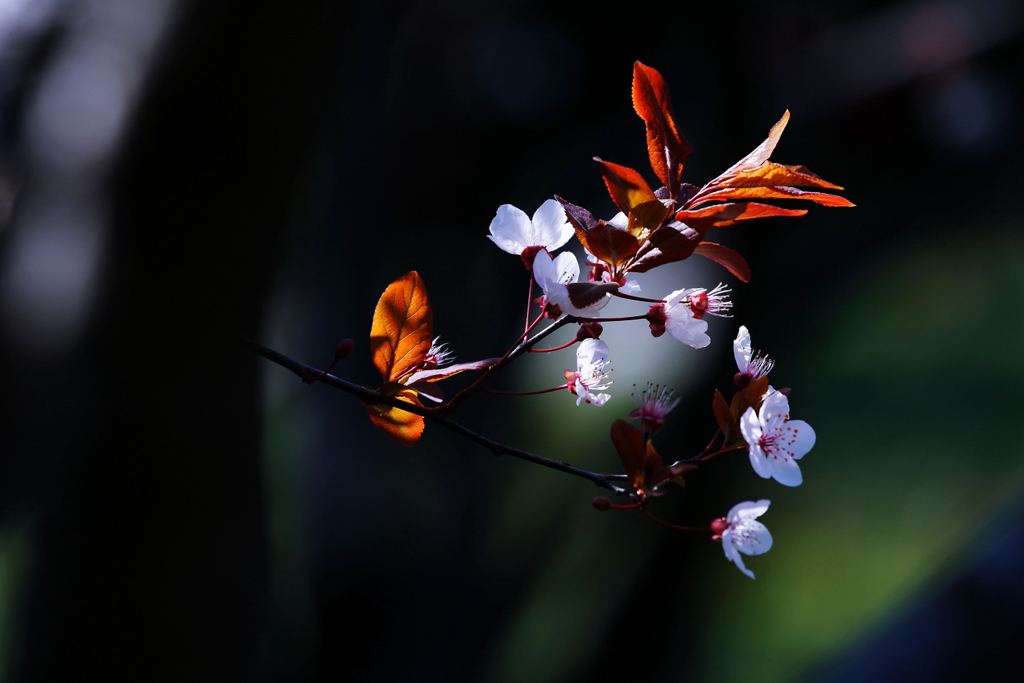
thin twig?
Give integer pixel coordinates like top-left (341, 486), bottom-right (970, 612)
top-left (241, 337), bottom-right (628, 491)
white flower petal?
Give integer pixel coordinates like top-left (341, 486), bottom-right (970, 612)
top-left (607, 212), bottom-right (629, 230)
top-left (758, 390), bottom-right (791, 428)
top-left (770, 456), bottom-right (803, 487)
top-left (488, 204), bottom-right (533, 254)
top-left (531, 199), bottom-right (574, 252)
top-left (619, 278), bottom-right (642, 295)
top-left (781, 419), bottom-right (816, 459)
top-left (734, 325), bottom-right (752, 372)
top-left (550, 252), bottom-right (580, 285)
top-left (731, 520), bottom-right (773, 556)
top-left (576, 338), bottom-right (608, 365)
top-left (728, 499), bottom-right (770, 523)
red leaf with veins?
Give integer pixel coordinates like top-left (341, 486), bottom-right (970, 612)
top-left (595, 158), bottom-right (657, 216)
top-left (707, 110), bottom-right (791, 188)
top-left (632, 61), bottom-right (692, 196)
top-left (585, 223), bottom-right (640, 271)
top-left (676, 202), bottom-right (807, 228)
top-left (693, 242), bottom-right (751, 282)
top-left (690, 185), bottom-right (854, 208)
top-left (629, 224), bottom-right (702, 274)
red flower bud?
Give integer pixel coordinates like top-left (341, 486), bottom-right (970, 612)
top-left (592, 496), bottom-right (611, 511)
top-left (334, 338), bottom-right (355, 361)
top-left (576, 322), bottom-right (603, 341)
top-left (646, 305), bottom-right (667, 337)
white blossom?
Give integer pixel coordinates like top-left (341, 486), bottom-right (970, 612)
top-left (572, 338), bottom-right (612, 406)
top-left (488, 200), bottom-right (574, 256)
top-left (740, 391), bottom-right (815, 487)
top-left (719, 500), bottom-right (773, 579)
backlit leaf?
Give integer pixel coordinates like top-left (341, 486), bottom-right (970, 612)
top-left (689, 185), bottom-right (854, 208)
top-left (370, 271), bottom-right (433, 383)
top-left (632, 61), bottom-right (692, 195)
top-left (676, 202), bottom-right (807, 228)
top-left (705, 110), bottom-right (791, 190)
top-left (585, 222), bottom-right (641, 271)
top-left (693, 242), bottom-right (751, 282)
top-left (367, 386), bottom-right (425, 447)
top-left (595, 159), bottom-right (657, 216)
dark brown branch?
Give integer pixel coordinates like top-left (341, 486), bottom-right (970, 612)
top-left (240, 337), bottom-right (629, 491)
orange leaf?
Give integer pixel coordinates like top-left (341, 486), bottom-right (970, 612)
top-left (632, 61), bottom-right (692, 195)
top-left (676, 202), bottom-right (807, 228)
top-left (705, 110), bottom-right (791, 190)
top-left (693, 242), bottom-right (751, 282)
top-left (585, 222), bottom-right (641, 271)
top-left (370, 271), bottom-right (433, 383)
top-left (366, 387), bottom-right (425, 447)
top-left (689, 185), bottom-right (854, 208)
top-left (595, 159), bottom-right (657, 216)
top-left (699, 161), bottom-right (845, 193)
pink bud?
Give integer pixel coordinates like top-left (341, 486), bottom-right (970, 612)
top-left (688, 291), bottom-right (709, 320)
top-left (334, 339), bottom-right (355, 361)
top-left (710, 517), bottom-right (728, 536)
top-left (646, 305), bottom-right (667, 338)
top-left (592, 496), bottom-right (611, 511)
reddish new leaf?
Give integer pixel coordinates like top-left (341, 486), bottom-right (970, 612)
top-left (698, 161), bottom-right (845, 193)
top-left (370, 271), bottom-right (433, 383)
top-left (611, 419), bottom-right (646, 489)
top-left (676, 202), bottom-right (807, 228)
top-left (693, 242), bottom-right (751, 282)
top-left (595, 159), bottom-right (657, 216)
top-left (712, 389), bottom-right (739, 446)
top-left (632, 61), bottom-right (692, 195)
top-left (367, 386), bottom-right (425, 447)
top-left (629, 224), bottom-right (702, 273)
top-left (689, 185), bottom-right (854, 208)
top-left (585, 222), bottom-right (641, 271)
top-left (705, 110), bottom-right (791, 191)
top-left (610, 419), bottom-right (691, 493)
top-left (627, 200), bottom-right (670, 237)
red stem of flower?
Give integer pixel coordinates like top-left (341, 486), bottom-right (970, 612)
top-left (525, 277), bottom-right (534, 333)
top-left (641, 507), bottom-right (712, 532)
top-left (696, 445), bottom-right (748, 464)
top-left (305, 358), bottom-right (338, 384)
top-left (703, 428), bottom-right (722, 455)
top-left (607, 501), bottom-right (643, 510)
top-left (529, 339), bottom-right (577, 353)
top-left (576, 314), bottom-right (649, 323)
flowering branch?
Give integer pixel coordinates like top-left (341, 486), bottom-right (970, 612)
top-left (240, 337), bottom-right (629, 491)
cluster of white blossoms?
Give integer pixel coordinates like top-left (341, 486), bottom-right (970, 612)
top-left (488, 202), bottom-right (817, 580)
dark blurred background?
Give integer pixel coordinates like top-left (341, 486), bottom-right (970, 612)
top-left (1, 0), bottom-right (1022, 681)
